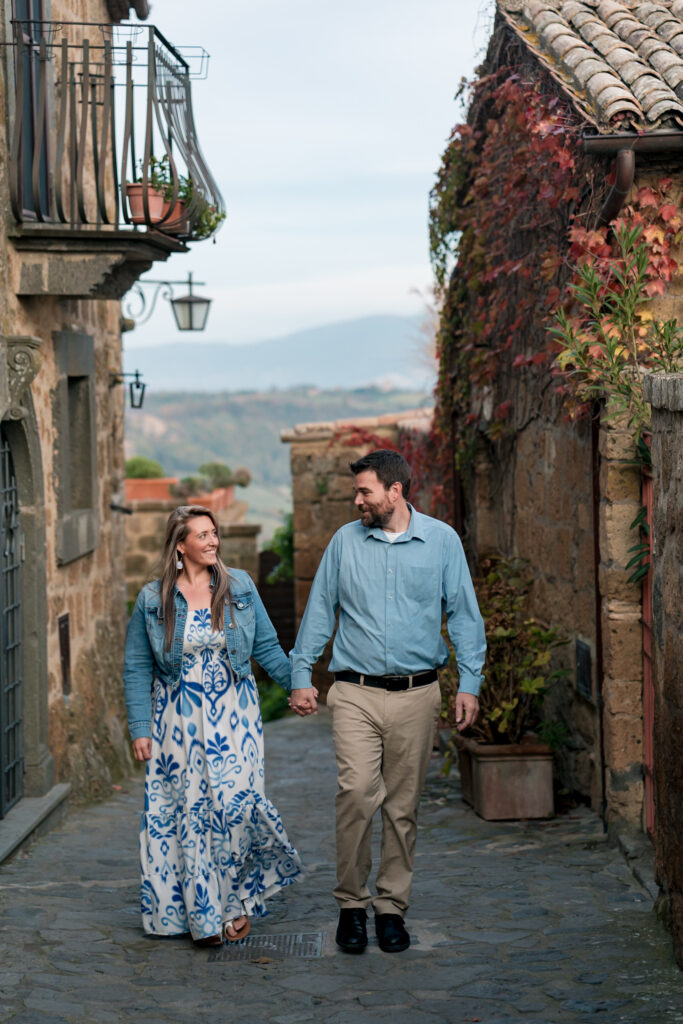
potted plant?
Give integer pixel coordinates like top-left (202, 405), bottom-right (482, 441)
top-left (441, 557), bottom-right (568, 820)
top-left (159, 161), bottom-right (193, 235)
top-left (125, 156), bottom-right (167, 224)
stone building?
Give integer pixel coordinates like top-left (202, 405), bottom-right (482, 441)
top-left (0, 0), bottom-right (223, 853)
top-left (422, 0), bottom-right (683, 831)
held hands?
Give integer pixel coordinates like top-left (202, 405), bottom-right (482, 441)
top-left (132, 737), bottom-right (152, 761)
top-left (289, 686), bottom-right (319, 717)
top-left (456, 692), bottom-right (479, 732)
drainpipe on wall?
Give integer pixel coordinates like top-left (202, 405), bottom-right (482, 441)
top-left (595, 147), bottom-right (636, 229)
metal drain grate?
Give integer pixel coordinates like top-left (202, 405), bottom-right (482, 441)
top-left (208, 931), bottom-right (324, 962)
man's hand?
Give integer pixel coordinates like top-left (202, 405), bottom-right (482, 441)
top-left (289, 686), bottom-right (319, 717)
top-left (132, 737), bottom-right (152, 761)
top-left (455, 692), bottom-right (479, 732)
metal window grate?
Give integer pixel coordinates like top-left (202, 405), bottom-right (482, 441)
top-left (207, 932), bottom-right (325, 962)
top-left (0, 429), bottom-right (23, 819)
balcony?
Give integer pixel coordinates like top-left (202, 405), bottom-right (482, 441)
top-left (5, 20), bottom-right (224, 299)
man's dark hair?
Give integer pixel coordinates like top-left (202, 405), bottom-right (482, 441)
top-left (349, 449), bottom-right (411, 498)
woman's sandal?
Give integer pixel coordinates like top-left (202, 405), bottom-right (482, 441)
top-left (223, 916), bottom-right (250, 942)
top-left (194, 933), bottom-right (223, 947)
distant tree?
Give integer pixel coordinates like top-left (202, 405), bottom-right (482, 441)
top-left (125, 456), bottom-right (165, 478)
top-left (198, 462), bottom-right (233, 488)
top-left (169, 475), bottom-right (208, 499)
top-left (189, 462), bottom-right (252, 490)
top-left (231, 466), bottom-right (252, 487)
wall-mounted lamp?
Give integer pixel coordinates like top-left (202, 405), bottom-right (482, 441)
top-left (123, 272), bottom-right (212, 332)
top-left (110, 370), bottom-right (146, 409)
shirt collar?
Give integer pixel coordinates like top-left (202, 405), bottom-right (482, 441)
top-left (364, 503), bottom-right (425, 543)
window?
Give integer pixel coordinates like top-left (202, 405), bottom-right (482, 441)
top-left (53, 332), bottom-right (99, 564)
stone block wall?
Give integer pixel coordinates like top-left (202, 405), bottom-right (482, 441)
top-left (644, 372), bottom-right (683, 969)
top-left (283, 409), bottom-right (432, 696)
top-left (473, 414), bottom-right (602, 808)
top-left (20, 296), bottom-right (130, 802)
top-left (471, 402), bottom-right (646, 824)
top-left (597, 410), bottom-right (646, 827)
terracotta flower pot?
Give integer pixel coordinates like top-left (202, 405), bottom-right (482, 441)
top-left (450, 732), bottom-right (554, 820)
top-left (125, 183), bottom-right (165, 224)
top-left (159, 198), bottom-right (190, 235)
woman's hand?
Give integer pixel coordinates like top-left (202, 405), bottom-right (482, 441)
top-left (132, 737), bottom-right (152, 761)
top-left (289, 687), bottom-right (319, 716)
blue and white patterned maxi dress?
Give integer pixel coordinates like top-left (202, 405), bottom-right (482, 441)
top-left (140, 608), bottom-right (303, 939)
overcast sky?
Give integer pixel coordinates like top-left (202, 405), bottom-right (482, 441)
top-left (124, 0), bottom-right (494, 348)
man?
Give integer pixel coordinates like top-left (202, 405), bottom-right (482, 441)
top-left (289, 449), bottom-right (486, 954)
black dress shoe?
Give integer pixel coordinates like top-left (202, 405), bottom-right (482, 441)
top-left (336, 907), bottom-right (368, 953)
top-left (375, 913), bottom-right (410, 952)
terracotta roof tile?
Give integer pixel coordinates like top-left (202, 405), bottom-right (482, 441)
top-left (498, 0), bottom-right (683, 130)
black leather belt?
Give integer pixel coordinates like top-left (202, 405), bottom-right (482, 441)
top-left (334, 669), bottom-right (438, 691)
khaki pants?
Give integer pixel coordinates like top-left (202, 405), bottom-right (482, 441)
top-left (326, 679), bottom-right (441, 917)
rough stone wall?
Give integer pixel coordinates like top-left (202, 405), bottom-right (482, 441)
top-left (455, 156), bottom-right (682, 827)
top-left (471, 393), bottom-right (648, 824)
top-left (644, 372), bottom-right (683, 969)
top-left (42, 298), bottom-right (130, 800)
top-left (283, 409), bottom-right (432, 697)
top-left (474, 416), bottom-right (602, 808)
top-left (597, 410), bottom-right (646, 827)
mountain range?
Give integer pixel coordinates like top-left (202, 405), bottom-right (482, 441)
top-left (123, 314), bottom-right (434, 392)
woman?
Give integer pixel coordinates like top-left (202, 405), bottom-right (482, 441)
top-left (123, 505), bottom-right (305, 946)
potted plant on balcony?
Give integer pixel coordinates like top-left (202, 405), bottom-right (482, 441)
top-left (159, 160), bottom-right (193, 235)
top-left (441, 557), bottom-right (568, 820)
top-left (125, 156), bottom-right (167, 224)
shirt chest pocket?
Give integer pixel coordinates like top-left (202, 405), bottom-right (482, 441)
top-left (230, 591), bottom-right (255, 621)
top-left (399, 565), bottom-right (441, 600)
top-left (228, 592), bottom-right (255, 653)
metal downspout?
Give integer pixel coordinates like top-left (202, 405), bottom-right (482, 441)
top-left (596, 148), bottom-right (636, 228)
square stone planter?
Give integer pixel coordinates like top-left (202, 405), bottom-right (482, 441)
top-left (447, 732), bottom-right (554, 821)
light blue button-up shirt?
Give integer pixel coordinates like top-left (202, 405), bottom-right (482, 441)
top-left (290, 506), bottom-right (486, 695)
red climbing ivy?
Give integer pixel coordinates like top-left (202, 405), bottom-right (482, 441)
top-left (417, 61), bottom-right (682, 529)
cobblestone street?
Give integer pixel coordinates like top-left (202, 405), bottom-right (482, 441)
top-left (1, 710), bottom-right (681, 1024)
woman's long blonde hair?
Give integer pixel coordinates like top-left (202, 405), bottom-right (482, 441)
top-left (157, 505), bottom-right (232, 649)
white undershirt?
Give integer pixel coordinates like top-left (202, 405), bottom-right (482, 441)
top-left (382, 530), bottom-right (406, 543)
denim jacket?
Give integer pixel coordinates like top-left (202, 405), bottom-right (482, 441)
top-left (123, 568), bottom-right (291, 740)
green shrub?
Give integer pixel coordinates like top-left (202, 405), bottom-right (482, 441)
top-left (257, 679), bottom-right (291, 723)
top-left (264, 512), bottom-right (294, 583)
top-left (440, 556), bottom-right (568, 746)
top-left (125, 456), bottom-right (165, 479)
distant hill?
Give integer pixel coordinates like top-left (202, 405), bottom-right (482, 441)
top-left (125, 386), bottom-right (433, 540)
top-left (123, 314), bottom-right (433, 392)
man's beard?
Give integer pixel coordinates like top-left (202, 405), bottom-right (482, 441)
top-left (361, 506), bottom-right (392, 528)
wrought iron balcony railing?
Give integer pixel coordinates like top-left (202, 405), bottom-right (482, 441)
top-left (6, 20), bottom-right (224, 242)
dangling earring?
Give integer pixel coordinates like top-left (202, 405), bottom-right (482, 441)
top-left (176, 551), bottom-right (184, 571)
